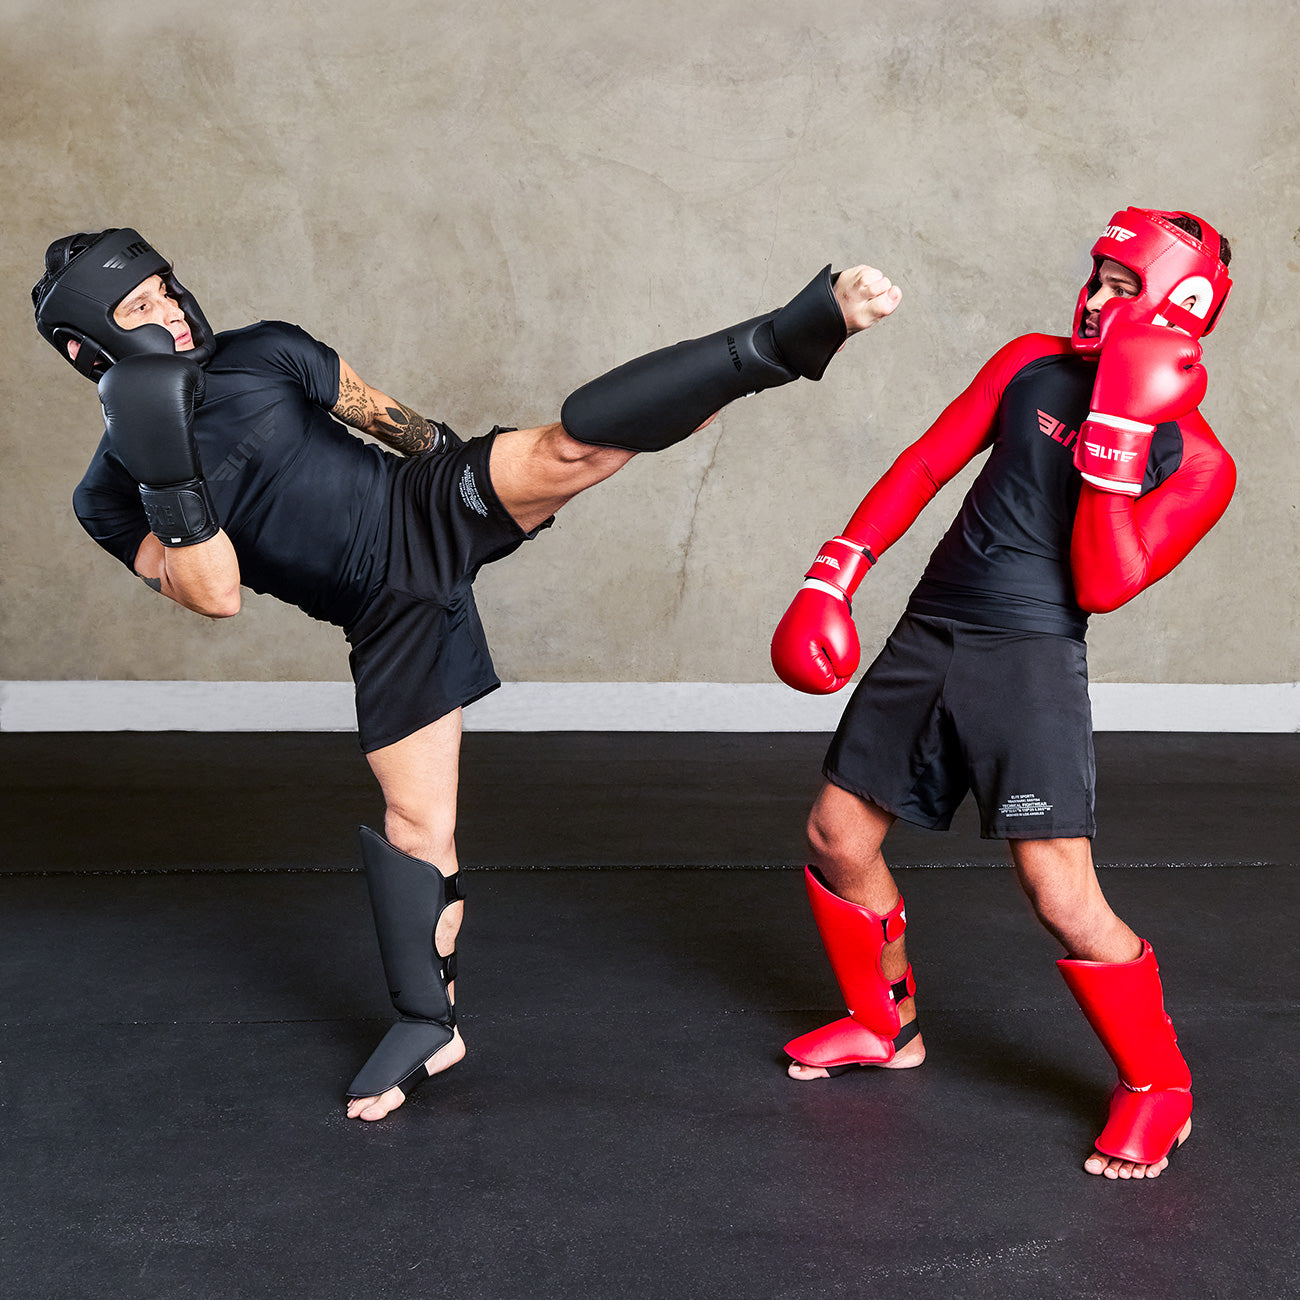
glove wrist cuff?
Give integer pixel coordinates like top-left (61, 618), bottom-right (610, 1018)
top-left (1084, 410), bottom-right (1154, 434)
top-left (804, 536), bottom-right (875, 596)
top-left (139, 478), bottom-right (220, 547)
top-left (799, 577), bottom-right (852, 605)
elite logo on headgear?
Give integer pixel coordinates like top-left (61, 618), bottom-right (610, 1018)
top-left (1070, 208), bottom-right (1232, 356)
top-left (102, 240), bottom-right (154, 271)
top-left (32, 227), bottom-right (216, 381)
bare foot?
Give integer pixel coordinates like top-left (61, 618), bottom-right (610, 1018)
top-left (787, 1023), bottom-right (926, 1079)
top-left (345, 1027), bottom-right (467, 1122)
top-left (1083, 1117), bottom-right (1191, 1179)
top-left (835, 265), bottom-right (903, 335)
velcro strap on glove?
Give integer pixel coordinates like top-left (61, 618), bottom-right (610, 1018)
top-left (804, 536), bottom-right (875, 597)
top-left (139, 478), bottom-right (220, 547)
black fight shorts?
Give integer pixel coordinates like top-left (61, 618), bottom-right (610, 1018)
top-left (346, 429), bottom-right (548, 753)
top-left (824, 613), bottom-right (1096, 840)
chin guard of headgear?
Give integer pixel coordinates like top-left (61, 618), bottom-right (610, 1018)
top-left (33, 227), bottom-right (215, 381)
top-left (1071, 208), bottom-right (1232, 356)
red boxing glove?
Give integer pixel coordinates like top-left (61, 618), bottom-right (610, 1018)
top-left (771, 537), bottom-right (874, 694)
top-left (1075, 312), bottom-right (1207, 495)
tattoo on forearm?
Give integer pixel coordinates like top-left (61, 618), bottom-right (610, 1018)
top-left (377, 401), bottom-right (443, 456)
top-left (335, 371), bottom-right (441, 456)
top-left (333, 372), bottom-right (371, 429)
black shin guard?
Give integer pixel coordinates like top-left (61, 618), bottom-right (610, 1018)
top-left (560, 265), bottom-right (844, 452)
top-left (347, 826), bottom-right (462, 1099)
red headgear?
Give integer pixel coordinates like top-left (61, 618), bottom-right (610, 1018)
top-left (1071, 208), bottom-right (1232, 355)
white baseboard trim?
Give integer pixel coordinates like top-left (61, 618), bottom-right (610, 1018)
top-left (1, 680), bottom-right (1296, 733)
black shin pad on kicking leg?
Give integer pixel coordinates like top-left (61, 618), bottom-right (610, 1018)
top-left (559, 265), bottom-right (845, 452)
top-left (346, 826), bottom-right (463, 1099)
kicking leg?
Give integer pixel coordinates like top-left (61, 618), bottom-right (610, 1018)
top-left (1011, 838), bottom-right (1191, 1179)
top-left (787, 781), bottom-right (924, 1079)
top-left (347, 709), bottom-right (468, 1121)
top-left (489, 424), bottom-right (635, 532)
top-left (560, 263), bottom-right (900, 453)
top-left (487, 264), bottom-right (901, 532)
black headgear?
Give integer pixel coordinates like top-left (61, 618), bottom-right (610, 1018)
top-left (32, 227), bottom-right (216, 381)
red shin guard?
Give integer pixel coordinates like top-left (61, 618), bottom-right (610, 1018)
top-left (1057, 939), bottom-right (1192, 1164)
top-left (785, 867), bottom-right (916, 1069)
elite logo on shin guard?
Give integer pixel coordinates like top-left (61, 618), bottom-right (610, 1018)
top-left (726, 334), bottom-right (743, 372)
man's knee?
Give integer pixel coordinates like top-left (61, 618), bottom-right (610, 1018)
top-left (1014, 840), bottom-right (1105, 927)
top-left (809, 785), bottom-right (889, 854)
top-left (541, 424), bottom-right (634, 474)
top-left (383, 803), bottom-right (456, 866)
top-left (806, 807), bottom-right (839, 861)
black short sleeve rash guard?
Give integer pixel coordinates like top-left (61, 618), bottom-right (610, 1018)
top-left (73, 321), bottom-right (395, 627)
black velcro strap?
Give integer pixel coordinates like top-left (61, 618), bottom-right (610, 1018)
top-left (139, 478), bottom-right (219, 547)
top-left (892, 1019), bottom-right (921, 1051)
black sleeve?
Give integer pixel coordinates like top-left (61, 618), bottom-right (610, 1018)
top-left (250, 320), bottom-right (342, 409)
top-left (72, 433), bottom-right (150, 571)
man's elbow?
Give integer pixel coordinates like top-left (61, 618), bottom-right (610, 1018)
top-left (1076, 590), bottom-right (1128, 616)
top-left (189, 584), bottom-right (242, 619)
top-left (209, 586), bottom-right (243, 618)
top-left (1073, 575), bottom-right (1137, 615)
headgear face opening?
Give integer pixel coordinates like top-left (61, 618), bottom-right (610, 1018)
top-left (1070, 208), bottom-right (1232, 356)
top-left (32, 227), bottom-right (216, 381)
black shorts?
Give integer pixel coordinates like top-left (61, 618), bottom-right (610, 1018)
top-left (346, 429), bottom-right (548, 753)
top-left (824, 613), bottom-right (1095, 840)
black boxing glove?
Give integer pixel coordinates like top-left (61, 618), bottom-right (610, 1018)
top-left (97, 354), bottom-right (219, 546)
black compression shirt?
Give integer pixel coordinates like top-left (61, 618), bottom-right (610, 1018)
top-left (73, 321), bottom-right (396, 627)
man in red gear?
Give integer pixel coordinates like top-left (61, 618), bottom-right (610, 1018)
top-left (771, 208), bottom-right (1235, 1180)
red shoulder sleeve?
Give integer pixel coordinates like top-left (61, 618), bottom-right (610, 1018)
top-left (1070, 410), bottom-right (1236, 613)
top-left (845, 335), bottom-right (1066, 558)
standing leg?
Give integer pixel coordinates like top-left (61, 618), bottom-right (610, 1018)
top-left (1010, 838), bottom-right (1191, 1179)
top-left (347, 708), bottom-right (467, 1121)
top-left (786, 781), bottom-right (925, 1079)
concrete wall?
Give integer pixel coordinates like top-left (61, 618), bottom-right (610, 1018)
top-left (3, 0), bottom-right (1296, 691)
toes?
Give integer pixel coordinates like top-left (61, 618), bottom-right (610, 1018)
top-left (787, 1061), bottom-right (831, 1081)
top-left (1088, 1151), bottom-right (1127, 1178)
top-left (346, 1086), bottom-right (406, 1121)
top-left (1085, 1149), bottom-right (1171, 1180)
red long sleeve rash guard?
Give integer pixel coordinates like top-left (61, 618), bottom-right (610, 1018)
top-left (843, 333), bottom-right (1235, 638)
